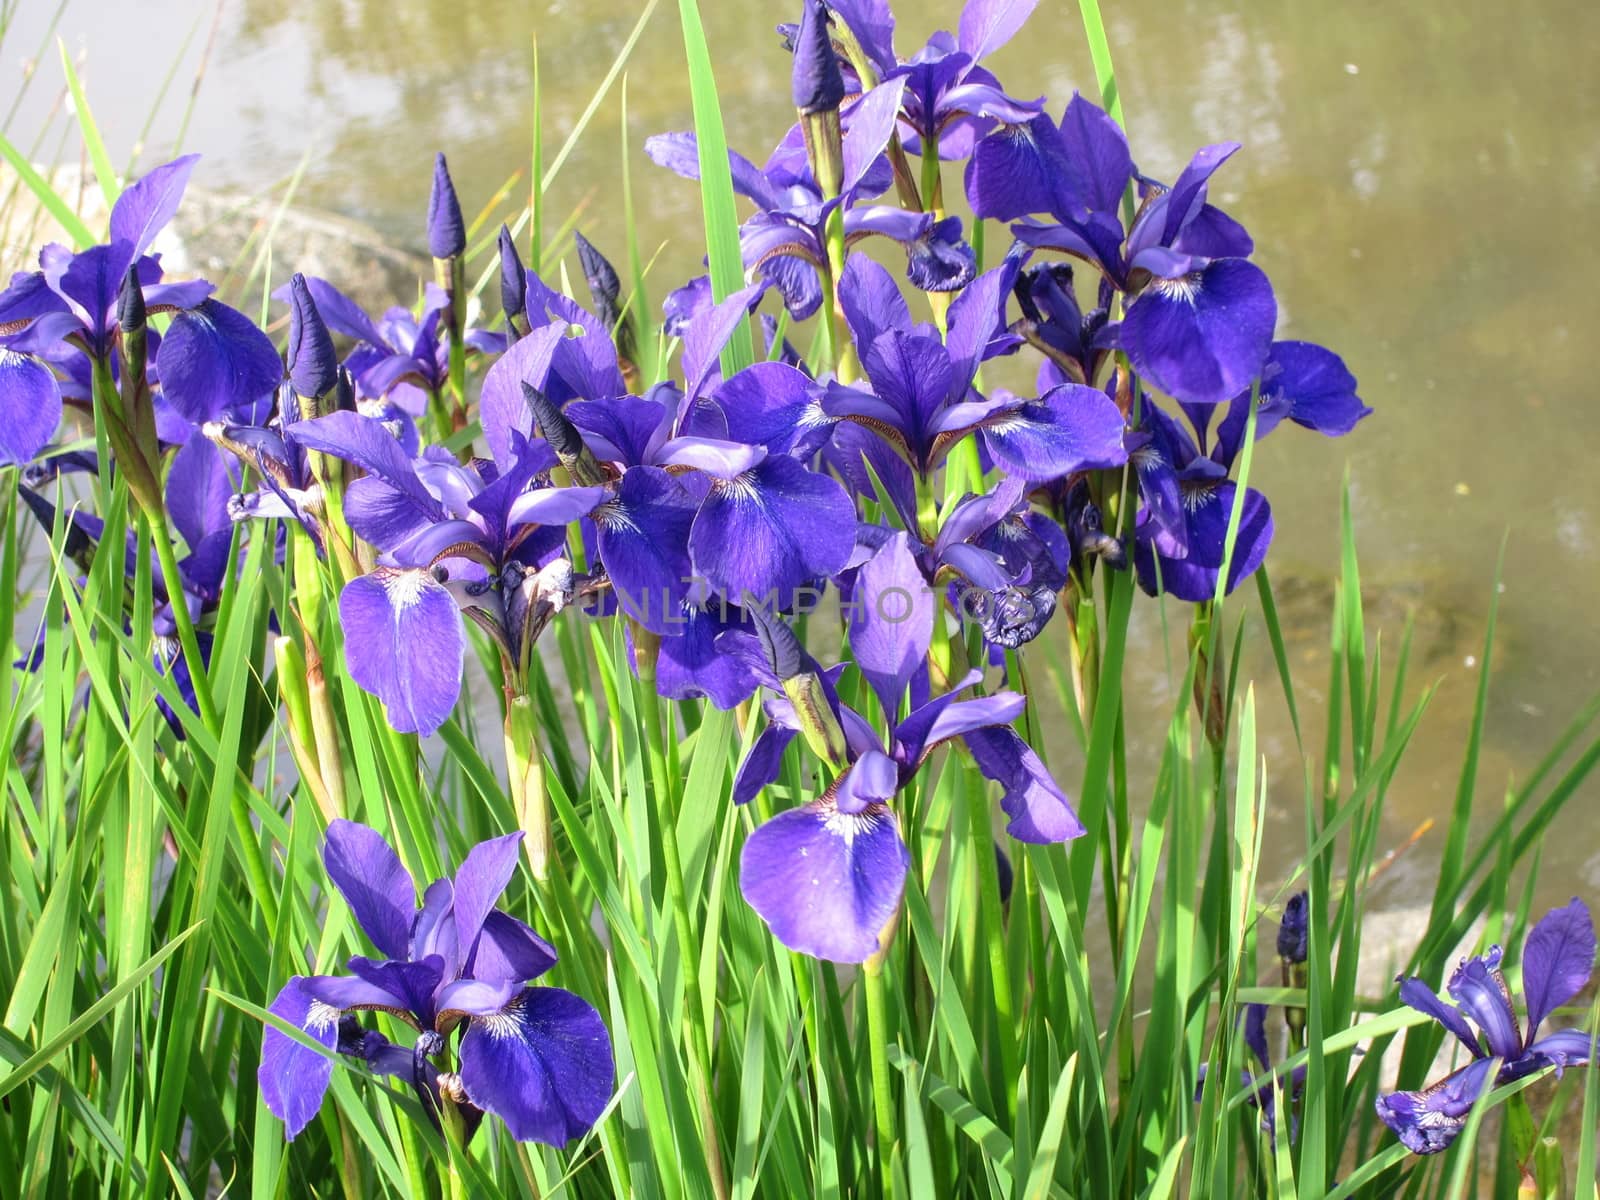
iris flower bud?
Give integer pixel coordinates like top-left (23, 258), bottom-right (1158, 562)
top-left (286, 273), bottom-right (337, 403)
top-left (426, 152), bottom-right (466, 261)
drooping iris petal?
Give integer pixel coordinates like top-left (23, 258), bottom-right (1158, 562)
top-left (712, 362), bottom-right (826, 455)
top-left (458, 986), bottom-right (615, 1145)
top-left (1375, 1057), bottom-right (1496, 1156)
top-left (321, 820), bottom-right (417, 960)
top-left (849, 531), bottom-right (933, 716)
top-left (1133, 481), bottom-right (1273, 602)
top-left (965, 113), bottom-right (1069, 220)
top-left (740, 800), bottom-right (909, 962)
top-left (1252, 340), bottom-right (1371, 440)
top-left (979, 383), bottom-right (1127, 481)
top-left (258, 977), bottom-right (340, 1140)
top-left (165, 431), bottom-right (237, 551)
top-left (655, 606), bottom-right (762, 710)
top-left (962, 725), bottom-right (1085, 843)
top-left (1448, 949), bottom-right (1524, 1060)
top-left (593, 466), bottom-right (697, 635)
top-left (1520, 899), bottom-right (1597, 1041)
top-left (733, 723), bottom-right (798, 805)
top-left (155, 299), bottom-right (283, 425)
top-left (0, 349), bottom-right (63, 467)
top-left (1123, 256), bottom-right (1276, 405)
top-left (1395, 976), bottom-right (1481, 1056)
top-left (452, 832), bottom-right (526, 956)
top-left (338, 567), bottom-right (465, 736)
top-left (690, 454), bottom-right (855, 605)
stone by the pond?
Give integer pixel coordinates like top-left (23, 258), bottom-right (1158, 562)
top-left (1, 163), bottom-right (426, 316)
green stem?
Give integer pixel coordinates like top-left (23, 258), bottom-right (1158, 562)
top-left (634, 635), bottom-right (730, 1200)
top-left (440, 1096), bottom-right (471, 1200)
top-left (965, 764), bottom-right (1020, 1117)
top-left (862, 956), bottom-right (897, 1200)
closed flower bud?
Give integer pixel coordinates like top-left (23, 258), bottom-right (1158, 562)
top-left (427, 152), bottom-right (466, 260)
top-left (286, 273), bottom-right (337, 401)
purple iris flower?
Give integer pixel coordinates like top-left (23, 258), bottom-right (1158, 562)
top-left (483, 283), bottom-right (857, 624)
top-left (825, 0), bottom-right (1045, 163)
top-left (1377, 899), bottom-right (1600, 1156)
top-left (1195, 1004), bottom-right (1308, 1138)
top-left (981, 95), bottom-right (1282, 406)
top-left (260, 821), bottom-right (613, 1146)
top-left (646, 77), bottom-right (976, 319)
top-left (1130, 339), bottom-right (1367, 601)
top-left (0, 156), bottom-right (214, 362)
top-left (284, 405), bottom-right (596, 735)
top-left (928, 476), bottom-right (1073, 649)
top-left (735, 531), bottom-right (1083, 962)
top-left (824, 255), bottom-right (1127, 495)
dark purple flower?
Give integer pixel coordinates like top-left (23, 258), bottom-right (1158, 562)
top-left (1377, 899), bottom-right (1600, 1155)
top-left (259, 821), bottom-right (613, 1145)
top-left (156, 298), bottom-right (282, 426)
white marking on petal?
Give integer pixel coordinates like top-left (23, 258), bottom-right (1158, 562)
top-left (1150, 273), bottom-right (1203, 306)
top-left (823, 805), bottom-right (884, 848)
top-left (305, 1000), bottom-right (342, 1034)
top-left (593, 501), bottom-right (639, 535)
top-left (472, 994), bottom-right (526, 1041)
top-left (380, 568), bottom-right (431, 610)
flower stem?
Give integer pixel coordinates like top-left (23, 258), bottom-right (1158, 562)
top-left (965, 763), bottom-right (1020, 1117)
top-left (633, 629), bottom-right (730, 1200)
top-left (862, 954), bottom-right (897, 1200)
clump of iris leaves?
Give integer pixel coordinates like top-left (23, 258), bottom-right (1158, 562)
top-left (1, 0), bottom-right (1598, 1197)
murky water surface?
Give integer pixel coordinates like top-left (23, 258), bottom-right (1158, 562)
top-left (9, 0), bottom-right (1600, 909)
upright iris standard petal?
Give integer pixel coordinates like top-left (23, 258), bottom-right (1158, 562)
top-left (1123, 256), bottom-right (1277, 405)
top-left (427, 153), bottom-right (467, 259)
top-left (0, 349), bottom-right (63, 466)
top-left (962, 725), bottom-right (1085, 843)
top-left (839, 253), bottom-right (911, 351)
top-left (322, 820), bottom-right (417, 960)
top-left (109, 154), bottom-right (200, 259)
top-left (452, 832), bottom-right (525, 956)
top-left (1374, 1057), bottom-right (1496, 1156)
top-left (1447, 950), bottom-right (1523, 1060)
top-left (1056, 92), bottom-right (1133, 215)
top-left (956, 0), bottom-right (1038, 61)
top-left (458, 986), bottom-right (615, 1145)
top-left (690, 454), bottom-right (855, 605)
top-left (740, 799), bottom-right (909, 962)
top-left (156, 299), bottom-right (283, 425)
top-left (258, 977), bottom-right (341, 1140)
top-left (849, 531), bottom-right (933, 716)
top-left (1520, 899), bottom-right (1597, 1040)
top-left (337, 568), bottom-right (465, 736)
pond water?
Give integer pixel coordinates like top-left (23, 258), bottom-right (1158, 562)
top-left (8, 0), bottom-right (1600, 914)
